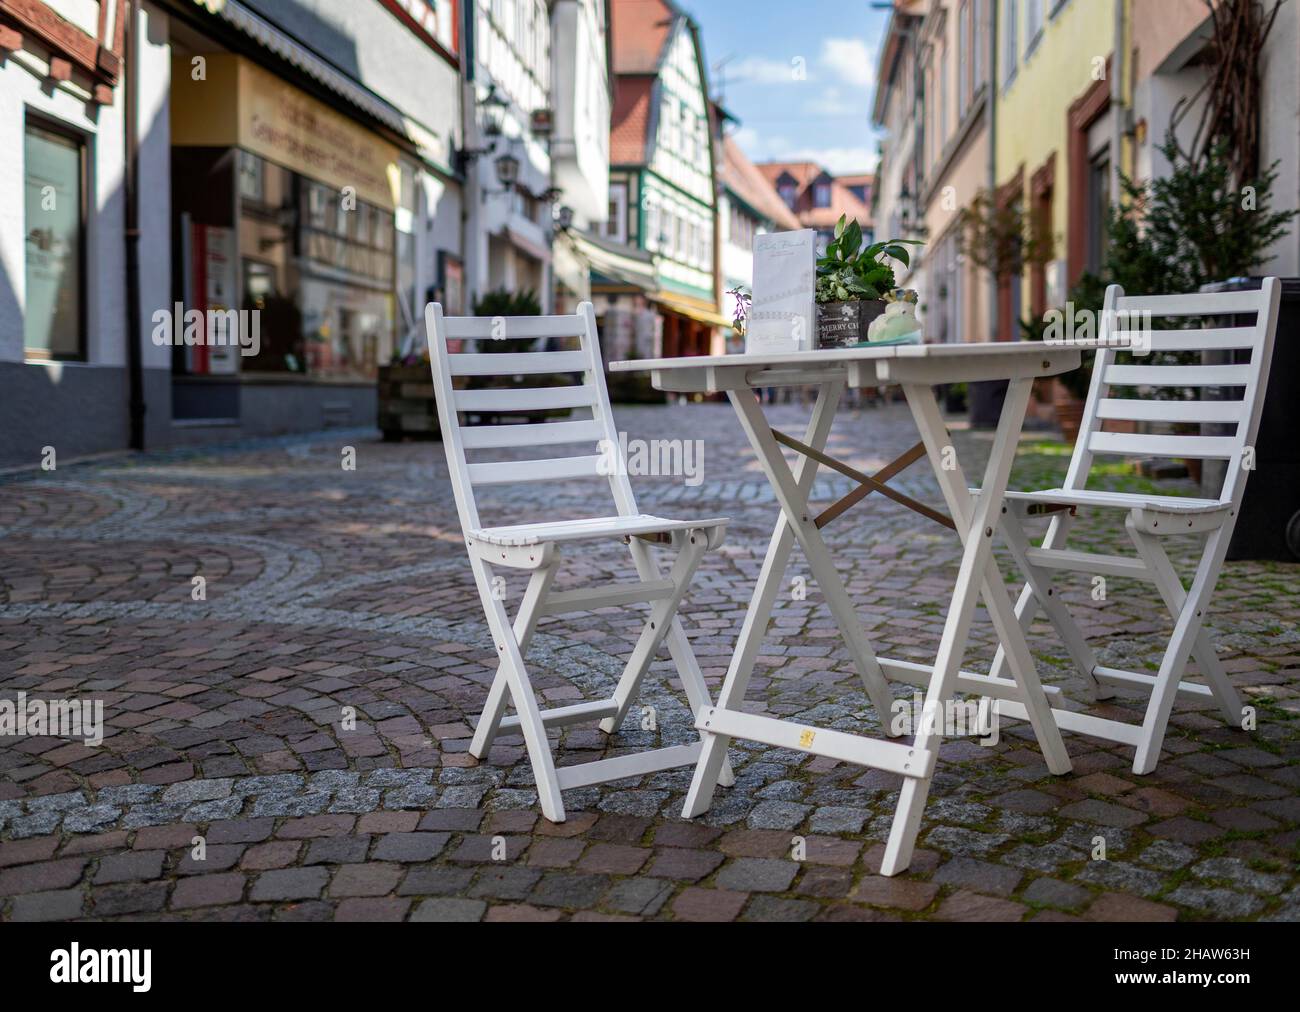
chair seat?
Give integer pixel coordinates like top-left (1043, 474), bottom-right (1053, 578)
top-left (469, 513), bottom-right (728, 547)
top-left (978, 487), bottom-right (1231, 516)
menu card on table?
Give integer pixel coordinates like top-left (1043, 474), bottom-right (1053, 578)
top-left (747, 229), bottom-right (817, 355)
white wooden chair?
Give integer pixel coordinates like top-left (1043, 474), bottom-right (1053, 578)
top-left (425, 301), bottom-right (730, 822)
top-left (988, 279), bottom-right (1281, 773)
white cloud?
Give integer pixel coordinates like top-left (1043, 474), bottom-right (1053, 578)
top-left (728, 54), bottom-right (805, 86)
top-left (820, 37), bottom-right (877, 89)
top-left (731, 125), bottom-right (761, 151)
top-left (804, 86), bottom-right (858, 118)
top-left (796, 145), bottom-right (880, 175)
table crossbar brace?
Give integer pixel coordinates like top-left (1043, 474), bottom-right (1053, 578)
top-left (770, 430), bottom-right (955, 531)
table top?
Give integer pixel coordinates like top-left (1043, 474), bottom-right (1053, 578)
top-left (610, 341), bottom-right (1080, 373)
top-left (610, 341), bottom-right (1089, 393)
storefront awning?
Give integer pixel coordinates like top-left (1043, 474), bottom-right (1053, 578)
top-left (576, 231), bottom-right (658, 292)
top-left (505, 227), bottom-right (553, 265)
top-left (650, 292), bottom-right (732, 330)
top-left (208, 0), bottom-right (449, 172)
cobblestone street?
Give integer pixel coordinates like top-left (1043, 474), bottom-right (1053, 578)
top-left (1, 399), bottom-right (1297, 922)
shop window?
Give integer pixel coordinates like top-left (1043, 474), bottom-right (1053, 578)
top-left (239, 150), bottom-right (264, 202)
top-left (23, 117), bottom-right (86, 360)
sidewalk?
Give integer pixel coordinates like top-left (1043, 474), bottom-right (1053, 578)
top-left (1, 401), bottom-right (1297, 921)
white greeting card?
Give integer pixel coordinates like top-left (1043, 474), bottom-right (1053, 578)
top-left (747, 229), bottom-right (817, 355)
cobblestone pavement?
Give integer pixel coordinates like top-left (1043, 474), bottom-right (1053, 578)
top-left (1, 399), bottom-right (1297, 922)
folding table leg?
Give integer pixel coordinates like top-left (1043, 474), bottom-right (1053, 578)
top-left (470, 563), bottom-right (558, 760)
top-left (729, 387), bottom-right (895, 720)
top-left (683, 380), bottom-right (853, 818)
top-left (882, 379), bottom-right (1069, 875)
top-left (1128, 522), bottom-right (1239, 774)
top-left (624, 537), bottom-right (736, 788)
top-left (600, 533), bottom-right (708, 731)
top-left (468, 556), bottom-right (566, 821)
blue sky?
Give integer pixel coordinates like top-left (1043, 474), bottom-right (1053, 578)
top-left (685, 0), bottom-right (891, 174)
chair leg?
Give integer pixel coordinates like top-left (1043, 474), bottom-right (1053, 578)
top-left (997, 510), bottom-right (1105, 700)
top-left (1127, 517), bottom-right (1242, 730)
top-left (1129, 524), bottom-right (1232, 775)
top-left (599, 533), bottom-right (708, 733)
top-left (991, 510), bottom-right (1112, 701)
top-left (625, 537), bottom-right (735, 788)
top-left (470, 562), bottom-right (558, 760)
top-left (468, 556), bottom-right (566, 821)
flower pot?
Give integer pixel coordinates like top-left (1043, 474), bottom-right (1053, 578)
top-left (816, 299), bottom-right (887, 349)
top-left (1052, 380), bottom-right (1085, 445)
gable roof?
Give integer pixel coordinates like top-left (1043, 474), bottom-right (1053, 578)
top-left (611, 0), bottom-right (677, 74)
top-left (754, 161), bottom-right (874, 230)
top-left (610, 76), bottom-right (654, 164)
top-left (722, 137), bottom-right (801, 230)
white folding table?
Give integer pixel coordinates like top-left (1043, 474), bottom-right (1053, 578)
top-left (610, 343), bottom-right (1083, 875)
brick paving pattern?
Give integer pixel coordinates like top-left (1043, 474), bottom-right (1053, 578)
top-left (1, 399), bottom-right (1297, 921)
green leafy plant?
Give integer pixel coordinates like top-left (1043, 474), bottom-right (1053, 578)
top-left (815, 215), bottom-right (922, 303)
top-left (958, 190), bottom-right (1056, 282)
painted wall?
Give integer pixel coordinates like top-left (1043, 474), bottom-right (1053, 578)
top-left (995, 0), bottom-right (1115, 243)
top-left (0, 2), bottom-right (175, 467)
top-left (641, 19), bottom-right (716, 303)
top-left (551, 0), bottom-right (610, 228)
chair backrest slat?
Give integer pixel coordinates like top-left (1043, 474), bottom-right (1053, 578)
top-left (1114, 289), bottom-right (1265, 317)
top-left (1094, 397), bottom-right (1246, 425)
top-left (1102, 363), bottom-right (1253, 387)
top-left (453, 384), bottom-right (597, 413)
top-left (448, 350), bottom-right (590, 377)
top-left (466, 455), bottom-right (605, 485)
top-left (1065, 280), bottom-right (1281, 504)
top-left (1133, 327), bottom-right (1259, 352)
top-left (440, 315), bottom-right (588, 341)
top-left (1087, 431), bottom-right (1241, 460)
top-left (459, 418), bottom-right (606, 451)
top-left (426, 302), bottom-right (638, 534)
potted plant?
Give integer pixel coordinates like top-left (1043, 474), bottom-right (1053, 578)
top-left (815, 215), bottom-right (921, 348)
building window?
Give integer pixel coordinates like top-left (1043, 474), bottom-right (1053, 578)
top-left (938, 43), bottom-right (949, 147)
top-left (23, 117), bottom-right (86, 360)
top-left (813, 180), bottom-right (831, 208)
top-left (645, 198), bottom-right (660, 250)
top-left (958, 1), bottom-right (971, 115)
top-left (778, 180), bottom-right (797, 210)
top-left (605, 182), bottom-right (627, 243)
top-left (1025, 0), bottom-right (1045, 55)
top-left (1086, 149), bottom-right (1111, 274)
top-left (1001, 0), bottom-right (1018, 86)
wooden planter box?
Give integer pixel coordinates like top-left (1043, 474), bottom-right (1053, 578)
top-left (378, 364), bottom-right (439, 441)
top-left (817, 299), bottom-right (887, 349)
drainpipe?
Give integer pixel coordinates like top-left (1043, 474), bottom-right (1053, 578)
top-left (1111, 0), bottom-right (1126, 197)
top-left (123, 0), bottom-right (145, 450)
top-left (987, 0), bottom-right (999, 340)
